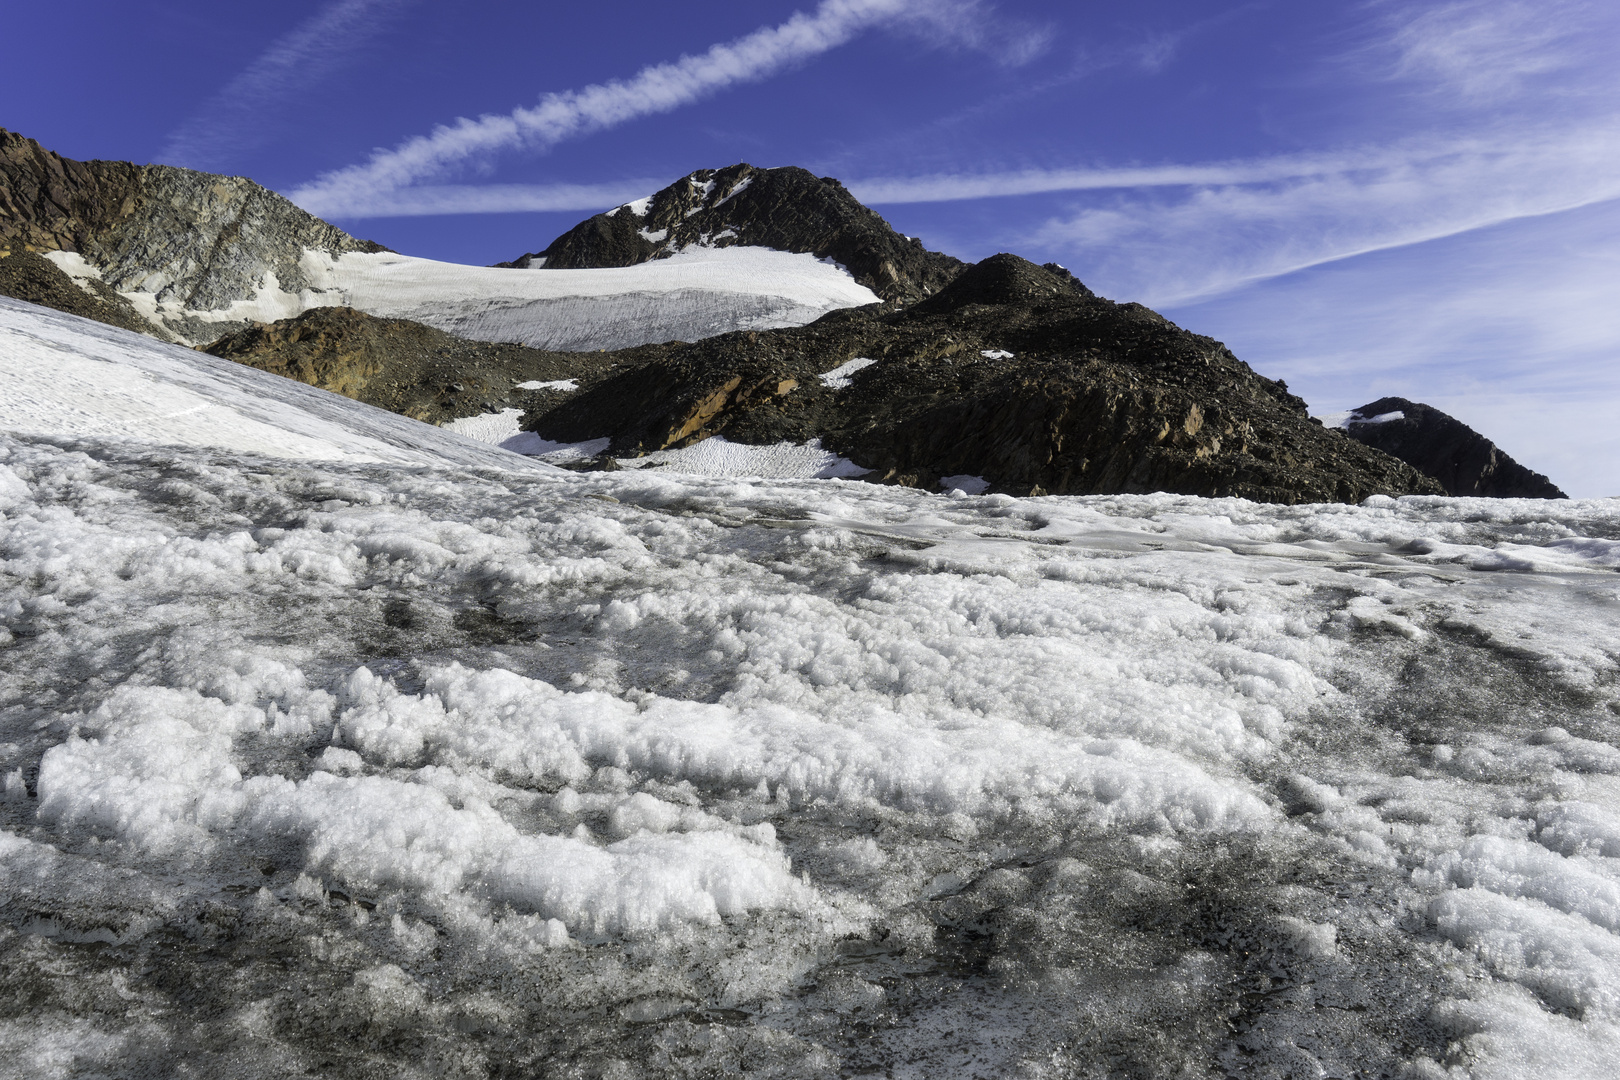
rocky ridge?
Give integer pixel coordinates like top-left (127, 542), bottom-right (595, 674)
top-left (1339, 397), bottom-right (1566, 499)
top-left (203, 306), bottom-right (615, 425)
top-left (524, 255), bottom-right (1443, 502)
top-left (499, 163), bottom-right (965, 302)
top-left (0, 127), bottom-right (385, 344)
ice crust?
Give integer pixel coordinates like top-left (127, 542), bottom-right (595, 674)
top-left (4, 304), bottom-right (1620, 1076)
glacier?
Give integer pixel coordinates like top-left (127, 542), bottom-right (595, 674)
top-left (45, 244), bottom-right (883, 351)
top-left (2, 298), bottom-right (1619, 1077)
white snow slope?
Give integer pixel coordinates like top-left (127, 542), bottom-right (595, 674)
top-left (3, 302), bottom-right (1620, 1078)
top-left (0, 297), bottom-right (559, 471)
top-left (48, 245), bottom-right (882, 351)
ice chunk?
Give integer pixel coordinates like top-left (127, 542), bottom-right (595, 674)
top-left (940, 474), bottom-right (991, 496)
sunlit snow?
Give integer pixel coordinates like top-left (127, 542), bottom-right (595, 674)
top-left (46, 245), bottom-right (882, 352)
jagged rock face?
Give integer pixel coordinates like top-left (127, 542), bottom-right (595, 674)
top-left (501, 163), bottom-right (965, 302)
top-left (1340, 396), bottom-right (1567, 499)
top-left (0, 128), bottom-right (385, 342)
top-left (0, 251), bottom-right (175, 341)
top-left (0, 130), bottom-right (142, 256)
top-left (204, 305), bottom-right (618, 425)
top-left (87, 165), bottom-right (385, 312)
top-left (526, 255), bottom-right (1444, 503)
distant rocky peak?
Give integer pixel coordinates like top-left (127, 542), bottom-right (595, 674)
top-left (912, 253), bottom-right (1095, 314)
top-left (1337, 395), bottom-right (1567, 498)
top-left (501, 163), bottom-right (965, 302)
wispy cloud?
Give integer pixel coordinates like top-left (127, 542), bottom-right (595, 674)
top-left (163, 0), bottom-right (415, 171)
top-left (1366, 0), bottom-right (1593, 103)
top-left (325, 180), bottom-right (668, 218)
top-left (292, 0), bottom-right (942, 218)
top-left (1021, 125), bottom-right (1620, 305)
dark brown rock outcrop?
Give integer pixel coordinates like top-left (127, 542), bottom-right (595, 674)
top-left (524, 255), bottom-right (1444, 503)
top-left (1339, 397), bottom-right (1566, 498)
top-left (204, 306), bottom-right (621, 425)
top-left (0, 130), bottom-right (143, 257)
top-left (499, 164), bottom-right (965, 303)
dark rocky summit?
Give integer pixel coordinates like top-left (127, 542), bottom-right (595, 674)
top-left (524, 255), bottom-right (1443, 502)
top-left (204, 306), bottom-right (615, 426)
top-left (499, 163), bottom-right (965, 302)
top-left (0, 127), bottom-right (385, 343)
top-left (1339, 397), bottom-right (1566, 498)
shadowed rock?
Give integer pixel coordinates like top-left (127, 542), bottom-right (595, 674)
top-left (204, 306), bottom-right (619, 426)
top-left (1339, 397), bottom-right (1566, 498)
top-left (0, 250), bottom-right (174, 340)
top-left (523, 255), bottom-right (1443, 503)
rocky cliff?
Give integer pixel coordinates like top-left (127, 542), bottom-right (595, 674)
top-left (1338, 397), bottom-right (1566, 498)
top-left (499, 164), bottom-right (965, 302)
top-left (523, 255), bottom-right (1443, 502)
top-left (0, 127), bottom-right (385, 343)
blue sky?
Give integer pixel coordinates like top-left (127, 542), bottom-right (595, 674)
top-left (7, 1), bottom-right (1618, 494)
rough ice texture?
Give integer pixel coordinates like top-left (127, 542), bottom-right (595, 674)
top-left (3, 304), bottom-right (1620, 1077)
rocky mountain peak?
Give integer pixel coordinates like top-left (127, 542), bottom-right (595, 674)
top-left (0, 127), bottom-right (387, 342)
top-left (1337, 396), bottom-right (1566, 498)
top-left (912, 253), bottom-right (1095, 314)
top-left (500, 163), bottom-right (965, 302)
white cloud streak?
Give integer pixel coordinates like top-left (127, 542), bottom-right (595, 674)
top-left (324, 180), bottom-right (669, 218)
top-left (163, 0), bottom-right (414, 171)
top-left (1024, 125), bottom-right (1620, 306)
top-left (1369, 0), bottom-right (1592, 103)
top-left (292, 0), bottom-right (918, 218)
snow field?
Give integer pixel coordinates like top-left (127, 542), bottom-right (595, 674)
top-left (3, 307), bottom-right (1620, 1071)
top-left (0, 297), bottom-right (553, 471)
top-left (447, 408), bottom-right (873, 479)
top-left (49, 245), bottom-right (883, 351)
top-left (3, 433), bottom-right (1620, 1075)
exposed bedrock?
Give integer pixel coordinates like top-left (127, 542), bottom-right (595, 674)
top-left (1340, 396), bottom-right (1567, 498)
top-left (500, 162), bottom-right (966, 303)
top-left (527, 255), bottom-right (1443, 503)
top-left (1, 127), bottom-right (384, 338)
top-left (204, 305), bottom-right (617, 426)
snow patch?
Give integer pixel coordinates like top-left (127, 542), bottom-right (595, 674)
top-left (606, 196), bottom-right (653, 218)
top-left (819, 356), bottom-right (878, 389)
top-left (0, 299), bottom-right (550, 470)
top-left (620, 435), bottom-right (871, 479)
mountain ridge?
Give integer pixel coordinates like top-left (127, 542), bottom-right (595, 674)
top-left (518, 254), bottom-right (1443, 502)
top-left (1338, 396), bottom-right (1566, 499)
top-left (1, 127), bottom-right (386, 343)
top-left (497, 163), bottom-right (965, 302)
